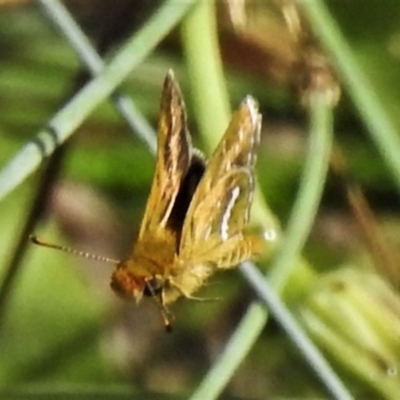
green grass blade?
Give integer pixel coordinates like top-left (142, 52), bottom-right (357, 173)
top-left (0, 0), bottom-right (196, 203)
top-left (300, 0), bottom-right (400, 193)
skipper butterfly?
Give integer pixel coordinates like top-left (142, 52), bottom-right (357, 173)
top-left (31, 71), bottom-right (262, 330)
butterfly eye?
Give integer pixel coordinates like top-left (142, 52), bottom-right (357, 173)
top-left (144, 276), bottom-right (164, 297)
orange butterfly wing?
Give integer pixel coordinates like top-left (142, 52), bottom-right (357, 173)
top-left (111, 71), bottom-right (196, 302)
top-left (178, 96), bottom-right (261, 266)
top-left (162, 97), bottom-right (261, 303)
top-left (138, 71), bottom-right (192, 241)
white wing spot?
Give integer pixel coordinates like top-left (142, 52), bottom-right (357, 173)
top-left (220, 186), bottom-right (241, 241)
top-left (204, 226), bottom-right (212, 240)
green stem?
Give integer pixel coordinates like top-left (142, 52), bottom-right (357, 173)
top-left (186, 31), bottom-right (333, 400)
top-left (300, 0), bottom-right (400, 194)
top-left (0, 0), bottom-right (196, 203)
top-left (181, 0), bottom-right (277, 230)
top-left (269, 93), bottom-right (333, 291)
top-left (181, 0), bottom-right (230, 152)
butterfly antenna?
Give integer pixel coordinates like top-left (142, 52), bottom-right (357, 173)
top-left (29, 235), bottom-right (121, 264)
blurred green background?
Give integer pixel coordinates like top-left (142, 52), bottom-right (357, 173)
top-left (1, 1), bottom-right (400, 399)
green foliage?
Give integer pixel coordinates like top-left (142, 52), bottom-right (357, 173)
top-left (1, 1), bottom-right (400, 399)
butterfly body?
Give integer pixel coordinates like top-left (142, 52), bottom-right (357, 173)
top-left (111, 234), bottom-right (175, 300)
top-left (110, 70), bottom-right (262, 315)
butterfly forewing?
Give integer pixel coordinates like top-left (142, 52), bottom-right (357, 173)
top-left (138, 71), bottom-right (192, 240)
top-left (110, 72), bottom-right (194, 304)
top-left (194, 96), bottom-right (260, 193)
top-left (178, 97), bottom-right (261, 265)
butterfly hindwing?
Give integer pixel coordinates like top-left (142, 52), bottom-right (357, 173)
top-left (178, 168), bottom-right (255, 264)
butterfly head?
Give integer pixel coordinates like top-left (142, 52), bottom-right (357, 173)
top-left (111, 261), bottom-right (173, 332)
top-left (110, 261), bottom-right (166, 303)
top-left (110, 265), bottom-right (144, 303)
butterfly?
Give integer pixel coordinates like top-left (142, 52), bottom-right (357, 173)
top-left (31, 70), bottom-right (262, 331)
top-left (110, 71), bottom-right (262, 329)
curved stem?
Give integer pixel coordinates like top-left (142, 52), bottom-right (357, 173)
top-left (300, 0), bottom-right (400, 194)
